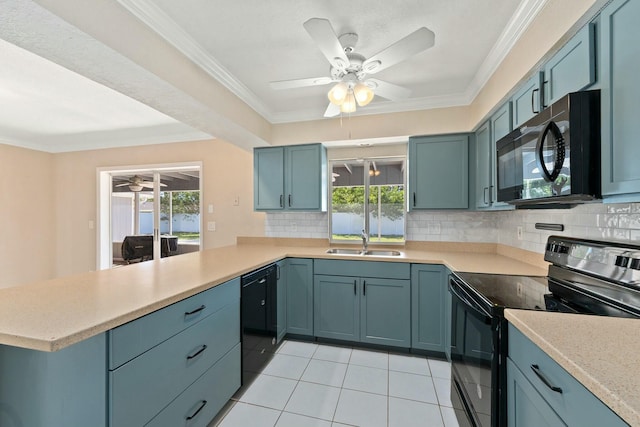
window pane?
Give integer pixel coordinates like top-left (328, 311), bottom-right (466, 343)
top-left (331, 161), bottom-right (365, 241)
top-left (368, 159), bottom-right (405, 243)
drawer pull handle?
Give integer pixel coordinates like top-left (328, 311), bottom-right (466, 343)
top-left (184, 305), bottom-right (206, 317)
top-left (186, 400), bottom-right (208, 421)
top-left (353, 280), bottom-right (356, 295)
top-left (530, 364), bottom-right (563, 393)
top-left (363, 280), bottom-right (366, 296)
top-left (187, 345), bottom-right (208, 360)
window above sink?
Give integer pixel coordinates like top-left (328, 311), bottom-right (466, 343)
top-left (329, 156), bottom-right (406, 246)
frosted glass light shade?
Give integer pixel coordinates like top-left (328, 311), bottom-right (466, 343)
top-left (328, 82), bottom-right (349, 105)
top-left (354, 83), bottom-right (374, 106)
top-left (340, 91), bottom-right (356, 113)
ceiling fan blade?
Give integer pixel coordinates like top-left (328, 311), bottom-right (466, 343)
top-left (270, 77), bottom-right (334, 90)
top-left (140, 181), bottom-right (168, 188)
top-left (303, 18), bottom-right (350, 71)
top-left (324, 102), bottom-right (341, 118)
top-left (114, 183), bottom-right (129, 187)
top-left (363, 27), bottom-right (435, 74)
top-left (367, 79), bottom-right (411, 101)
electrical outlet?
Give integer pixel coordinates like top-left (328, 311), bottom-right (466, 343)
top-left (207, 221), bottom-right (216, 231)
top-left (517, 282), bottom-right (523, 297)
top-left (290, 222), bottom-right (297, 232)
top-left (517, 226), bottom-right (523, 240)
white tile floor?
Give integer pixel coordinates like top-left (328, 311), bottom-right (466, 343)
top-left (214, 340), bottom-right (461, 427)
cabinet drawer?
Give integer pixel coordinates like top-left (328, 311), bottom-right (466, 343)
top-left (109, 278), bottom-right (239, 369)
top-left (508, 325), bottom-right (626, 426)
top-left (110, 301), bottom-right (239, 427)
top-left (145, 343), bottom-right (241, 427)
top-left (314, 259), bottom-right (410, 279)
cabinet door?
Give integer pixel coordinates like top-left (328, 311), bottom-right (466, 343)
top-left (409, 134), bottom-right (469, 209)
top-left (507, 359), bottom-right (567, 427)
top-left (601, 0), bottom-right (640, 196)
top-left (475, 121), bottom-right (492, 208)
top-left (411, 265), bottom-right (446, 353)
top-left (543, 23), bottom-right (595, 107)
top-left (314, 275), bottom-right (360, 341)
top-left (511, 72), bottom-right (543, 127)
top-left (360, 277), bottom-right (411, 348)
top-left (285, 144), bottom-right (325, 210)
top-left (276, 260), bottom-right (287, 343)
top-left (254, 147), bottom-right (284, 210)
top-left (286, 258), bottom-right (314, 336)
top-left (490, 102), bottom-right (513, 208)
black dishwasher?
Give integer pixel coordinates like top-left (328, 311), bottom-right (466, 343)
top-left (240, 263), bottom-right (279, 387)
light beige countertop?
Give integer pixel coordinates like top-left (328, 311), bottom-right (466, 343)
top-left (506, 309), bottom-right (640, 427)
top-left (0, 239), bottom-right (548, 352)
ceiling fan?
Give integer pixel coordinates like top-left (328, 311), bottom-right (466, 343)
top-left (270, 18), bottom-right (435, 117)
top-left (114, 175), bottom-right (167, 192)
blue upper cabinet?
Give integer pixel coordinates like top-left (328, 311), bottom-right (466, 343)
top-left (511, 72), bottom-right (543, 128)
top-left (474, 103), bottom-right (513, 210)
top-left (409, 134), bottom-right (469, 210)
top-left (600, 0), bottom-right (640, 198)
top-left (254, 144), bottom-right (327, 211)
top-left (474, 120), bottom-right (492, 209)
top-left (254, 147), bottom-right (285, 210)
top-left (543, 23), bottom-right (596, 107)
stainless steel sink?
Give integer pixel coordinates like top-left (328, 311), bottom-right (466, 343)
top-left (325, 248), bottom-right (363, 255)
top-left (363, 250), bottom-right (402, 257)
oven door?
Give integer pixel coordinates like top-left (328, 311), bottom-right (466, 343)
top-left (449, 276), bottom-right (500, 427)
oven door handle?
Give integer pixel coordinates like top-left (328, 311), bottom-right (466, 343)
top-left (449, 279), bottom-right (492, 319)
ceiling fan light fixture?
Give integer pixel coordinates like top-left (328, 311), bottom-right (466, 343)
top-left (340, 90), bottom-right (356, 113)
top-left (128, 184), bottom-right (143, 192)
top-left (354, 82), bottom-right (374, 106)
top-left (328, 81), bottom-right (349, 105)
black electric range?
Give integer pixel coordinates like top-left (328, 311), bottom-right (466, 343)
top-left (448, 236), bottom-right (640, 427)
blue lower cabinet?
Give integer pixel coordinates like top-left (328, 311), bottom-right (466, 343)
top-left (313, 261), bottom-right (411, 349)
top-left (0, 333), bottom-right (108, 427)
top-left (508, 325), bottom-right (627, 427)
top-left (411, 264), bottom-right (447, 353)
top-left (109, 278), bottom-right (241, 427)
top-left (146, 343), bottom-right (241, 427)
top-left (314, 275), bottom-right (360, 341)
top-left (276, 259), bottom-right (288, 343)
top-left (286, 258), bottom-right (314, 336)
top-left (360, 277), bottom-right (411, 347)
top-left (507, 358), bottom-right (567, 427)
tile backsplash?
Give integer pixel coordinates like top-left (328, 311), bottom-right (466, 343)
top-left (264, 203), bottom-right (640, 253)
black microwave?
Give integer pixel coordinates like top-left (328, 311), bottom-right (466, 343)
top-left (496, 90), bottom-right (601, 207)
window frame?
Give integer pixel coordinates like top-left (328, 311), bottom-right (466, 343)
top-left (328, 155), bottom-right (407, 246)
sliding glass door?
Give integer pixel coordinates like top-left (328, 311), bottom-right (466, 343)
top-left (104, 165), bottom-right (201, 268)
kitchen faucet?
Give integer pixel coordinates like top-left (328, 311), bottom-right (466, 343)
top-left (361, 229), bottom-right (368, 252)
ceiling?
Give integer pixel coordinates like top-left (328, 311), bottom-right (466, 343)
top-left (0, 0), bottom-right (548, 152)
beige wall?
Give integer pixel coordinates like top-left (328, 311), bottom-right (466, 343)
top-left (53, 138), bottom-right (265, 278)
top-left (2, 138), bottom-right (264, 285)
top-left (0, 144), bottom-right (55, 288)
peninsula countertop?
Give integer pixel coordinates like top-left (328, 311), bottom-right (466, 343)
top-left (506, 309), bottom-right (640, 427)
top-left (0, 239), bottom-right (547, 352)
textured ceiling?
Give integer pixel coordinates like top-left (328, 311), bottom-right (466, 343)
top-left (0, 0), bottom-right (548, 152)
top-left (122, 0), bottom-right (542, 122)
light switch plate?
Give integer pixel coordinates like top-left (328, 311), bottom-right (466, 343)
top-left (207, 221), bottom-right (216, 231)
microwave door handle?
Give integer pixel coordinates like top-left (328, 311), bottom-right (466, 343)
top-left (536, 121), bottom-right (565, 183)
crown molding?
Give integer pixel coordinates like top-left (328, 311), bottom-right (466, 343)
top-left (116, 0), bottom-right (273, 120)
top-left (463, 0), bottom-right (550, 104)
top-left (118, 0), bottom-right (547, 124)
